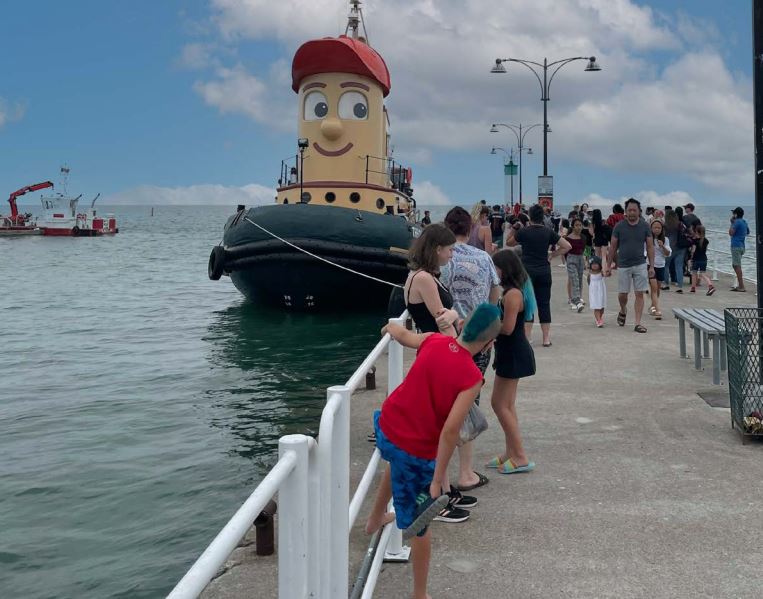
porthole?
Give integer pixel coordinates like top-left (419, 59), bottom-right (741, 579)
top-left (325, 192), bottom-right (336, 203)
top-left (301, 192), bottom-right (311, 203)
top-left (350, 192), bottom-right (361, 203)
top-left (376, 198), bottom-right (385, 210)
top-left (284, 198), bottom-right (289, 204)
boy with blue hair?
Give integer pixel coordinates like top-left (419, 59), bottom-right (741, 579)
top-left (365, 303), bottom-right (502, 599)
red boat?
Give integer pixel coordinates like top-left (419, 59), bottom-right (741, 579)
top-left (1, 168), bottom-right (119, 237)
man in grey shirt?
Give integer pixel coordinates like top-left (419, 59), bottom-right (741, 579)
top-left (606, 198), bottom-right (655, 333)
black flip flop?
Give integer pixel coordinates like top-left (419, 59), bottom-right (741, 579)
top-left (456, 471), bottom-right (489, 492)
top-left (617, 312), bottom-right (626, 326)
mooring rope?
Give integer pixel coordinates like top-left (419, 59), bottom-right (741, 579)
top-left (243, 216), bottom-right (403, 289)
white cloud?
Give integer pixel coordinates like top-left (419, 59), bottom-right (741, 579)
top-left (177, 43), bottom-right (220, 70)
top-left (191, 0), bottom-right (753, 196)
top-left (558, 52), bottom-right (753, 194)
top-left (102, 183), bottom-right (276, 205)
top-left (193, 64), bottom-right (294, 130)
top-left (579, 189), bottom-right (696, 208)
top-left (413, 180), bottom-right (451, 206)
top-left (0, 97), bottom-right (26, 128)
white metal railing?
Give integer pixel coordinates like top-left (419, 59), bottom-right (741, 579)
top-left (168, 313), bottom-right (409, 599)
top-left (698, 227), bottom-right (757, 285)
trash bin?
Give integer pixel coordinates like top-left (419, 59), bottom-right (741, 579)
top-left (724, 307), bottom-right (763, 442)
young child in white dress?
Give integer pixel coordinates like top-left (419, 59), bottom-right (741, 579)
top-left (587, 256), bottom-right (607, 327)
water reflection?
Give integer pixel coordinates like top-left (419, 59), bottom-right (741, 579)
top-left (203, 302), bottom-right (382, 461)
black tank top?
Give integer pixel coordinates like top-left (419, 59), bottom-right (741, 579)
top-left (406, 270), bottom-right (453, 333)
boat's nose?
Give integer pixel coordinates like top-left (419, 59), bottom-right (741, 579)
top-left (321, 118), bottom-right (343, 141)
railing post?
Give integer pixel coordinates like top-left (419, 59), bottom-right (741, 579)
top-left (278, 435), bottom-right (311, 599)
top-left (712, 250), bottom-right (719, 281)
top-left (384, 316), bottom-right (411, 561)
top-left (322, 386), bottom-right (351, 598)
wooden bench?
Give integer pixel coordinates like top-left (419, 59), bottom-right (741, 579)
top-left (672, 308), bottom-right (727, 385)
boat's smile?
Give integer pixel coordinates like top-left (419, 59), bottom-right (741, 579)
top-left (313, 142), bottom-right (353, 157)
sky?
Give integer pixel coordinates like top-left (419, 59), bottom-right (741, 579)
top-left (0, 0), bottom-right (756, 209)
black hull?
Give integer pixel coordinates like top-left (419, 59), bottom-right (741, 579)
top-left (216, 204), bottom-right (418, 310)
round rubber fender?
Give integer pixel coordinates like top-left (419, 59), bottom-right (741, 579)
top-left (71, 226), bottom-right (80, 236)
top-left (208, 246), bottom-right (226, 280)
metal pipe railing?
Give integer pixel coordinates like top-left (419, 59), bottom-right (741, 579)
top-left (168, 311), bottom-right (410, 599)
top-left (167, 439), bottom-right (310, 599)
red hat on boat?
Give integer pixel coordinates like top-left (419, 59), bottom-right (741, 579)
top-left (292, 35), bottom-right (391, 96)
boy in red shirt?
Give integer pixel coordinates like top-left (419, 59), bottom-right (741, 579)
top-left (365, 303), bottom-right (502, 599)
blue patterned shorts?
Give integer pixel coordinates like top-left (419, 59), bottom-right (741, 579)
top-left (374, 411), bottom-right (435, 531)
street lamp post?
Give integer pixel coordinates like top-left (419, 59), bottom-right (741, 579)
top-left (491, 123), bottom-right (539, 205)
top-left (491, 55), bottom-right (601, 176)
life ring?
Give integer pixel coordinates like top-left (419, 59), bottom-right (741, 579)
top-left (72, 226), bottom-right (80, 236)
top-left (208, 246), bottom-right (226, 280)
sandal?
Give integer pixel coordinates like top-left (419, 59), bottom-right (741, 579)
top-left (497, 459), bottom-right (536, 475)
top-left (485, 457), bottom-right (504, 469)
top-left (617, 312), bottom-right (626, 326)
top-left (707, 286), bottom-right (716, 296)
top-left (456, 471), bottom-right (490, 491)
top-left (648, 306), bottom-right (656, 315)
top-left (653, 311), bottom-right (662, 320)
top-left (634, 324), bottom-right (647, 333)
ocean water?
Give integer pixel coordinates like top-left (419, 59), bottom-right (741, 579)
top-left (0, 206), bottom-right (382, 598)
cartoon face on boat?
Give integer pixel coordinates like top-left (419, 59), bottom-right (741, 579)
top-left (292, 36), bottom-right (391, 183)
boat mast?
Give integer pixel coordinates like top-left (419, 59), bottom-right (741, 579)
top-left (60, 165), bottom-right (71, 196)
top-left (345, 0), bottom-right (369, 44)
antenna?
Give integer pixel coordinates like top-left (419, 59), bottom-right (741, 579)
top-left (345, 0), bottom-right (369, 43)
top-left (60, 164), bottom-right (70, 195)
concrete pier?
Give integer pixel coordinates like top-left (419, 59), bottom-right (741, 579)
top-left (202, 270), bottom-right (762, 599)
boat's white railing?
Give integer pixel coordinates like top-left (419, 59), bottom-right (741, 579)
top-left (704, 227), bottom-right (757, 285)
top-left (168, 313), bottom-right (410, 599)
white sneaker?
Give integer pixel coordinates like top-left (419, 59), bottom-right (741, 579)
top-left (570, 303), bottom-right (579, 310)
top-left (576, 302), bottom-right (585, 313)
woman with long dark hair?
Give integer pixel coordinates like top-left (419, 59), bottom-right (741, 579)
top-left (590, 208), bottom-right (612, 261)
top-left (405, 224), bottom-right (459, 336)
top-left (506, 204), bottom-right (571, 346)
top-left (487, 249), bottom-right (537, 474)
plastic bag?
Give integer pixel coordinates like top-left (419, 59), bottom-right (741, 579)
top-left (459, 403), bottom-right (488, 444)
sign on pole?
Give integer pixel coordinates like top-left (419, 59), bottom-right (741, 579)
top-left (504, 163), bottom-right (518, 176)
top-left (537, 176), bottom-right (553, 197)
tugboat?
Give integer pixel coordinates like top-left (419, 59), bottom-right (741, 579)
top-left (208, 0), bottom-right (419, 310)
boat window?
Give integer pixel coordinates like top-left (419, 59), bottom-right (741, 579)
top-left (284, 198), bottom-right (289, 204)
top-left (350, 192), bottom-right (361, 203)
top-left (325, 192), bottom-right (336, 203)
top-left (338, 91), bottom-right (368, 120)
top-left (376, 198), bottom-right (385, 209)
top-left (301, 192), bottom-right (311, 203)
top-left (304, 91), bottom-right (329, 121)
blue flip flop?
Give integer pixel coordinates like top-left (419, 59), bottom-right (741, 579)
top-left (497, 460), bottom-right (535, 474)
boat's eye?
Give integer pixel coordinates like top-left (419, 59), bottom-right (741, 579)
top-left (304, 91), bottom-right (329, 120)
top-left (338, 91), bottom-right (368, 120)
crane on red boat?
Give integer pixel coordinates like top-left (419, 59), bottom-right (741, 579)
top-left (6, 181), bottom-right (54, 224)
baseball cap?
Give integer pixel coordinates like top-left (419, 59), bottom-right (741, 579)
top-left (684, 202), bottom-right (695, 211)
top-left (732, 207), bottom-right (744, 217)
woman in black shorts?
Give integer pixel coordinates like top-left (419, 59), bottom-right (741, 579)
top-left (506, 204), bottom-right (570, 346)
top-left (590, 209), bottom-right (612, 260)
top-left (486, 250), bottom-right (537, 475)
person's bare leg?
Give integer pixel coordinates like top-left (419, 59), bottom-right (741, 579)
top-left (618, 292), bottom-right (628, 316)
top-left (524, 321), bottom-right (533, 342)
top-left (457, 442), bottom-right (479, 488)
top-left (733, 265), bottom-right (745, 290)
top-left (595, 308), bottom-right (604, 323)
top-left (634, 291), bottom-right (644, 326)
top-left (691, 272), bottom-right (698, 289)
top-left (365, 466), bottom-right (395, 534)
top-left (649, 278), bottom-right (660, 312)
top-left (540, 323), bottom-right (551, 346)
top-left (410, 530), bottom-right (432, 599)
top-left (490, 377), bottom-right (528, 465)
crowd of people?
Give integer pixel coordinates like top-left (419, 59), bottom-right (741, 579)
top-left (370, 199), bottom-right (750, 598)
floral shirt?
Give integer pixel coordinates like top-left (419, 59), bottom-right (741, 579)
top-left (441, 242), bottom-right (500, 318)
